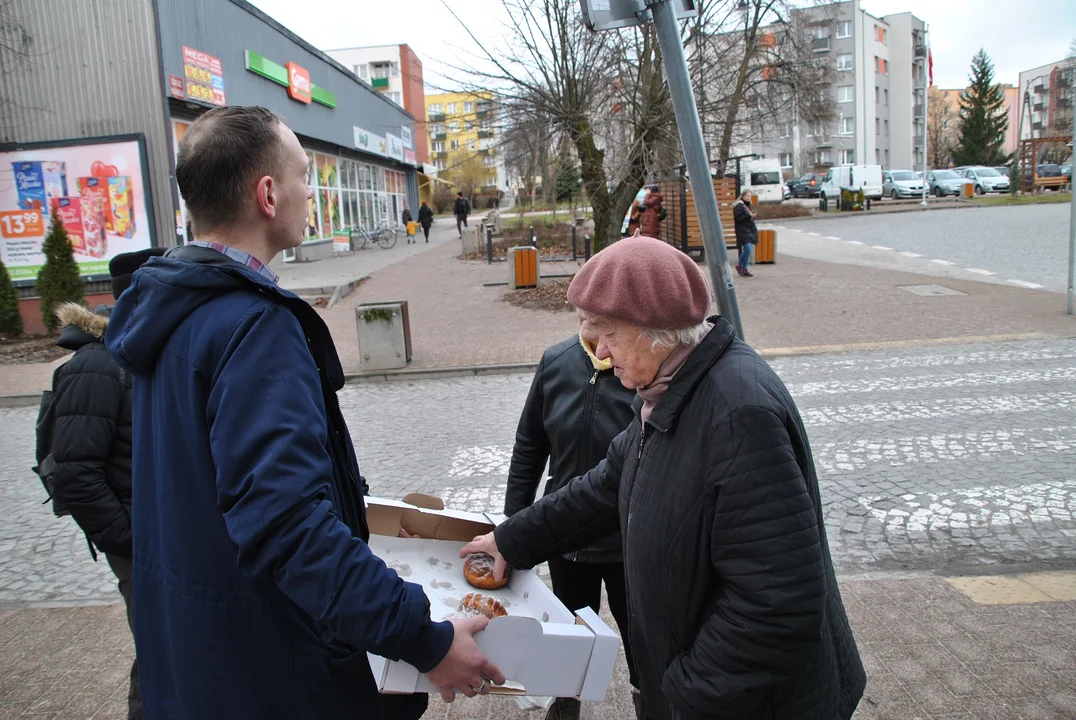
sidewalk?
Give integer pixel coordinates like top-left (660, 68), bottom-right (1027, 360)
top-left (1, 224), bottom-right (1074, 398)
top-left (2, 571), bottom-right (1073, 719)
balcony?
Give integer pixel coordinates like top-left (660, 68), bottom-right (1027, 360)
top-left (913, 44), bottom-right (927, 59)
top-left (428, 131), bottom-right (446, 140)
top-left (477, 129), bottom-right (493, 139)
top-left (370, 77), bottom-right (389, 89)
top-left (811, 37), bottom-right (831, 52)
top-left (1032, 121), bottom-right (1044, 131)
top-left (1033, 83), bottom-right (1045, 94)
top-left (914, 104), bottom-right (924, 117)
top-left (1033, 102), bottom-right (1045, 112)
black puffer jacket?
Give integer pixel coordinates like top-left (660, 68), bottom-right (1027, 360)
top-left (495, 317), bottom-right (865, 720)
top-left (49, 303), bottom-right (133, 558)
top-left (504, 335), bottom-right (636, 562)
top-left (733, 200), bottom-right (757, 248)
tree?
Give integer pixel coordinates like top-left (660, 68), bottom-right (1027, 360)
top-left (36, 213), bottom-right (83, 333)
top-left (0, 258), bottom-right (22, 337)
top-left (552, 151), bottom-right (580, 203)
top-left (951, 50), bottom-right (1010, 167)
top-left (926, 86), bottom-right (958, 168)
top-left (443, 149), bottom-right (488, 207)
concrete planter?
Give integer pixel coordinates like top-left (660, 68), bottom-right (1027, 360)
top-left (355, 301), bottom-right (412, 372)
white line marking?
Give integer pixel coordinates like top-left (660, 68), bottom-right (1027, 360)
top-left (807, 232), bottom-right (821, 236)
top-left (1007, 279), bottom-right (1045, 289)
top-left (845, 240), bottom-right (864, 245)
top-left (800, 391), bottom-right (1076, 427)
top-left (965, 268), bottom-right (996, 276)
top-left (787, 366), bottom-right (1076, 398)
top-left (899, 251), bottom-right (922, 258)
top-left (870, 245), bottom-right (893, 251)
top-left (930, 259), bottom-right (955, 266)
top-left (825, 236), bottom-right (841, 240)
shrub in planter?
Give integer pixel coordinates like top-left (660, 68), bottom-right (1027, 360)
top-left (0, 259), bottom-right (22, 337)
top-left (36, 213), bottom-right (84, 333)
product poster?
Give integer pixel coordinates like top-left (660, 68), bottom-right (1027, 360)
top-left (0, 135), bottom-right (155, 281)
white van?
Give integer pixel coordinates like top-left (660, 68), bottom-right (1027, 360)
top-left (741, 159), bottom-right (785, 204)
top-left (819, 164), bottom-right (884, 206)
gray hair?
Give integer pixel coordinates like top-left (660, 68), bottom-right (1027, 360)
top-left (639, 322), bottom-right (712, 350)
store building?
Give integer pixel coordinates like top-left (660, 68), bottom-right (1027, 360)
top-left (1, 0), bottom-right (421, 330)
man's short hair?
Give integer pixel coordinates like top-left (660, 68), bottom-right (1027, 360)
top-left (176, 106), bottom-right (287, 232)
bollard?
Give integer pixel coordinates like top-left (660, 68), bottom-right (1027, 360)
top-left (584, 234), bottom-right (592, 261)
top-left (572, 225), bottom-right (578, 261)
top-left (530, 224), bottom-right (536, 248)
top-left (486, 225), bottom-right (494, 265)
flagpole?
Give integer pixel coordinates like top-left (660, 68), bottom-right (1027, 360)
top-left (921, 25), bottom-right (930, 208)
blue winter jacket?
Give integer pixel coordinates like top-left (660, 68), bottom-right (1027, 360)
top-left (104, 245), bottom-right (452, 719)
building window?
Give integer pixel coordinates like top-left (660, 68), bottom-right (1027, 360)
top-left (450, 139), bottom-right (459, 150)
top-left (371, 62), bottom-right (392, 80)
top-left (448, 120), bottom-right (460, 132)
top-left (882, 59), bottom-right (889, 75)
top-left (837, 85), bottom-right (854, 103)
top-left (387, 91), bottom-right (402, 106)
top-left (818, 149), bottom-right (832, 165)
top-left (876, 148), bottom-right (881, 163)
top-left (837, 54), bottom-right (853, 71)
top-left (353, 64), bottom-right (367, 79)
top-left (429, 122), bottom-right (445, 136)
top-left (431, 141), bottom-right (445, 152)
top-left (875, 117), bottom-right (880, 134)
top-left (390, 62), bottom-right (399, 77)
top-left (840, 149), bottom-right (855, 164)
top-left (875, 86), bottom-right (880, 103)
top-left (779, 152), bottom-right (793, 168)
top-left (837, 20), bottom-right (851, 38)
top-left (884, 149), bottom-right (889, 165)
top-left (464, 120), bottom-right (475, 132)
top-left (874, 25), bottom-right (887, 44)
top-left (447, 102), bottom-right (458, 114)
top-left (483, 155), bottom-right (497, 167)
top-left (463, 101), bottom-right (473, 113)
top-left (434, 159), bottom-right (446, 171)
top-left (884, 89), bottom-right (889, 105)
top-left (841, 116), bottom-right (855, 135)
top-left (427, 104), bottom-right (443, 115)
top-left (884, 119), bottom-right (889, 136)
top-left (466, 139), bottom-right (476, 151)
top-left (778, 121), bottom-right (792, 138)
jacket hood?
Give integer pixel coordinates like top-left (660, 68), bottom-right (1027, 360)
top-left (56, 303), bottom-right (111, 351)
top-left (104, 246), bottom-right (282, 376)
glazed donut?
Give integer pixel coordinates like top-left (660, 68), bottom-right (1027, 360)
top-left (463, 553), bottom-right (510, 590)
top-left (458, 592), bottom-right (507, 620)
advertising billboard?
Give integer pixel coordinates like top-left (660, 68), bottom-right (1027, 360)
top-left (0, 135), bottom-right (155, 282)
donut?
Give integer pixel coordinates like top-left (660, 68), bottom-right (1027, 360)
top-left (463, 553), bottom-right (510, 589)
top-left (458, 592), bottom-right (507, 620)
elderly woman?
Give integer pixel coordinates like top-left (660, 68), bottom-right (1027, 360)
top-left (732, 189), bottom-right (758, 277)
top-left (463, 236), bottom-right (864, 720)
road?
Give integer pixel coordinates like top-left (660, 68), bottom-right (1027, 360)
top-left (771, 203), bottom-right (1072, 292)
top-left (2, 337), bottom-right (1074, 606)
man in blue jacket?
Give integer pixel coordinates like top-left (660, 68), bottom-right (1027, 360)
top-left (105, 106), bottom-right (502, 718)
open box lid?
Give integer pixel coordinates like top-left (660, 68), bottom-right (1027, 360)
top-left (366, 494), bottom-right (501, 541)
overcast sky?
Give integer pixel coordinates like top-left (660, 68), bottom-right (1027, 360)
top-left (249, 0), bottom-right (1075, 91)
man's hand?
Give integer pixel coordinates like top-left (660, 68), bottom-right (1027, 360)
top-left (424, 615), bottom-right (505, 703)
top-left (459, 533), bottom-right (509, 583)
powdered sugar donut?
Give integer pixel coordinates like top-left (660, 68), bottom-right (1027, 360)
top-left (458, 592), bottom-right (508, 620)
top-left (463, 553), bottom-right (510, 590)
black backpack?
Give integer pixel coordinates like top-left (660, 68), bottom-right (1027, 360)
top-left (32, 382), bottom-right (66, 517)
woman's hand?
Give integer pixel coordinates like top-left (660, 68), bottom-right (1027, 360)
top-left (459, 532), bottom-right (509, 582)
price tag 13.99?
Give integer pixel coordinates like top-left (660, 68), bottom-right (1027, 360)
top-left (0, 209), bottom-right (45, 239)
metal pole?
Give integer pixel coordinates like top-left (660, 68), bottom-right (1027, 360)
top-left (648, 0), bottom-right (744, 340)
top-left (530, 224), bottom-right (536, 248)
top-left (487, 225), bottom-right (494, 265)
top-left (584, 234), bottom-right (592, 261)
top-left (572, 224), bottom-right (578, 261)
top-left (920, 27), bottom-right (929, 208)
top-left (1067, 104), bottom-right (1075, 315)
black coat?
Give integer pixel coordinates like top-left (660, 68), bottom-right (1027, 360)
top-left (504, 335), bottom-right (636, 563)
top-left (495, 318), bottom-right (865, 720)
top-left (733, 201), bottom-right (757, 248)
top-left (49, 304), bottom-right (133, 558)
top-left (453, 197), bottom-right (470, 217)
top-left (418, 204), bottom-right (434, 227)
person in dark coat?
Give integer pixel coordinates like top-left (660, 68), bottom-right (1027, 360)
top-left (104, 106), bottom-right (501, 719)
top-left (505, 316), bottom-right (639, 720)
top-left (732, 189), bottom-right (758, 277)
top-left (639, 185), bottom-right (664, 238)
top-left (418, 201), bottom-right (434, 242)
top-left (463, 236), bottom-right (865, 720)
top-left (453, 191), bottom-right (471, 237)
top-left (401, 206), bottom-right (415, 244)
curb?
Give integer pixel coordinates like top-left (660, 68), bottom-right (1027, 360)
top-left (774, 199), bottom-right (980, 222)
top-left (344, 362), bottom-right (538, 384)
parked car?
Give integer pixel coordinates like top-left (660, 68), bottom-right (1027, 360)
top-left (786, 173), bottom-right (824, 198)
top-left (882, 170), bottom-right (926, 199)
top-left (1061, 162), bottom-right (1072, 180)
top-left (740, 158), bottom-right (786, 203)
top-left (925, 169), bottom-right (968, 197)
top-left (957, 166), bottom-right (1010, 194)
top-left (819, 164), bottom-right (884, 209)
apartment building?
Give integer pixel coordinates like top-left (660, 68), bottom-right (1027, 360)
top-left (1018, 58), bottom-right (1075, 140)
top-left (932, 85), bottom-right (1021, 160)
top-left (325, 44), bottom-right (428, 164)
top-left (727, 0), bottom-right (926, 176)
top-left (425, 91), bottom-right (508, 192)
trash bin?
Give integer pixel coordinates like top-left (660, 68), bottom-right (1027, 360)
top-left (755, 229), bottom-right (776, 264)
top-left (962, 182), bottom-right (974, 199)
top-left (508, 246), bottom-right (540, 289)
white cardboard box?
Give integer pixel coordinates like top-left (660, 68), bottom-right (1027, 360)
top-left (365, 495), bottom-right (621, 701)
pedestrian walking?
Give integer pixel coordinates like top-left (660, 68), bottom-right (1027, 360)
top-left (34, 247), bottom-right (165, 720)
top-left (505, 315), bottom-right (640, 720)
top-left (104, 106), bottom-right (501, 719)
top-left (462, 235), bottom-right (865, 720)
top-left (733, 189), bottom-right (759, 277)
top-left (402, 206), bottom-right (415, 244)
top-left (639, 185), bottom-right (664, 238)
top-left (454, 191), bottom-right (471, 237)
top-left (418, 201), bottom-right (434, 243)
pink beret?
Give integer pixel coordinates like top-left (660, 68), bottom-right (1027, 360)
top-left (567, 235), bottom-right (711, 329)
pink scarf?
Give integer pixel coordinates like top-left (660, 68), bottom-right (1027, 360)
top-left (637, 341), bottom-right (698, 424)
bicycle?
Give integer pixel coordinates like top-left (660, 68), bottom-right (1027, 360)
top-left (349, 223), bottom-right (398, 250)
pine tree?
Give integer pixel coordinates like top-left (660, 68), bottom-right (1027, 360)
top-left (0, 259), bottom-right (22, 337)
top-left (36, 213), bottom-right (84, 333)
top-left (952, 50), bottom-right (1010, 167)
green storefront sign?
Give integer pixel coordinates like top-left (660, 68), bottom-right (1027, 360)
top-left (244, 50), bottom-right (337, 108)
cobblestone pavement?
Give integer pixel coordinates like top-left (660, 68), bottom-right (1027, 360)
top-left (776, 203), bottom-right (1071, 292)
top-left (3, 336), bottom-right (1075, 607)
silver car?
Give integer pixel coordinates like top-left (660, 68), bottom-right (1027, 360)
top-left (958, 166), bottom-right (1010, 194)
top-left (925, 169), bottom-right (968, 197)
top-left (882, 170), bottom-right (925, 199)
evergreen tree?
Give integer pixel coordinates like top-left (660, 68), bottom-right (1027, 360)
top-left (36, 213), bottom-right (84, 333)
top-left (0, 259), bottom-right (22, 337)
top-left (553, 155), bottom-right (581, 202)
top-left (952, 50), bottom-right (1010, 167)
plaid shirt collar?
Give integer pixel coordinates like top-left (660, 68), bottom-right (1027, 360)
top-left (188, 241), bottom-right (279, 285)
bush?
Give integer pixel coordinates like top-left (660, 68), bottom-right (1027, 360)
top-left (432, 186), bottom-right (454, 214)
top-left (0, 259), bottom-right (22, 337)
top-left (36, 213), bottom-right (84, 333)
top-left (756, 203), bottom-right (811, 220)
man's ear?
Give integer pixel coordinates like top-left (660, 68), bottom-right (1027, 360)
top-left (256, 175), bottom-right (276, 219)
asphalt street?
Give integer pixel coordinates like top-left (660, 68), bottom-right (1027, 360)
top-left (2, 337), bottom-right (1074, 607)
top-left (775, 203), bottom-right (1072, 292)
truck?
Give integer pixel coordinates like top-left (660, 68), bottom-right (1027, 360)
top-left (819, 164), bottom-right (884, 208)
top-left (740, 158), bottom-right (785, 204)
